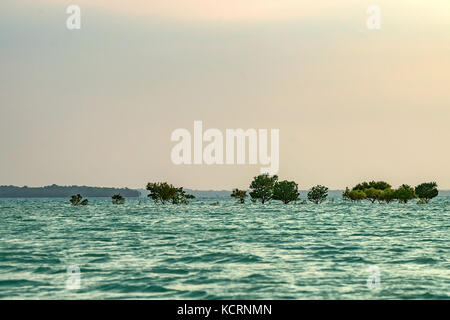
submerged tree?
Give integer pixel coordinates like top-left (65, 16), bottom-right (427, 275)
top-left (395, 184), bottom-right (416, 204)
top-left (364, 187), bottom-right (383, 203)
top-left (273, 180), bottom-right (300, 204)
top-left (146, 182), bottom-right (178, 204)
top-left (230, 188), bottom-right (248, 204)
top-left (146, 182), bottom-right (194, 204)
top-left (348, 190), bottom-right (367, 202)
top-left (415, 182), bottom-right (438, 204)
top-left (172, 187), bottom-right (195, 204)
top-left (307, 185), bottom-right (328, 204)
top-left (377, 188), bottom-right (396, 204)
top-left (343, 187), bottom-right (366, 201)
top-left (112, 194), bottom-right (125, 205)
top-left (249, 173), bottom-right (278, 204)
top-left (342, 187), bottom-right (352, 201)
top-left (343, 180), bottom-right (391, 203)
top-left (353, 181), bottom-right (391, 191)
top-left (70, 194), bottom-right (88, 206)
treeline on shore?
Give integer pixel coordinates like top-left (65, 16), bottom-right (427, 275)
top-left (227, 175), bottom-right (438, 205)
top-left (91, 174), bottom-right (435, 206)
top-left (0, 185), bottom-right (140, 198)
top-left (11, 176), bottom-right (437, 206)
top-left (342, 181), bottom-right (438, 204)
top-left (69, 183), bottom-right (196, 206)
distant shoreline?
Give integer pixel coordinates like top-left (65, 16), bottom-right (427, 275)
top-left (0, 185), bottom-right (140, 198)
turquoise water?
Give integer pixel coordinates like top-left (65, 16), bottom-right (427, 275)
top-left (0, 197), bottom-right (449, 299)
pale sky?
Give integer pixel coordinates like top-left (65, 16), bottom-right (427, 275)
top-left (1, 0), bottom-right (449, 190)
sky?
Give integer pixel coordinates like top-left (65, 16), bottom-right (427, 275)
top-left (0, 0), bottom-right (449, 190)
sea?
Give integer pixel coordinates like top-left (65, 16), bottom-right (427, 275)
top-left (0, 197), bottom-right (449, 299)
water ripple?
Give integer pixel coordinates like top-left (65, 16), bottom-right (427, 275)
top-left (0, 197), bottom-right (449, 299)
